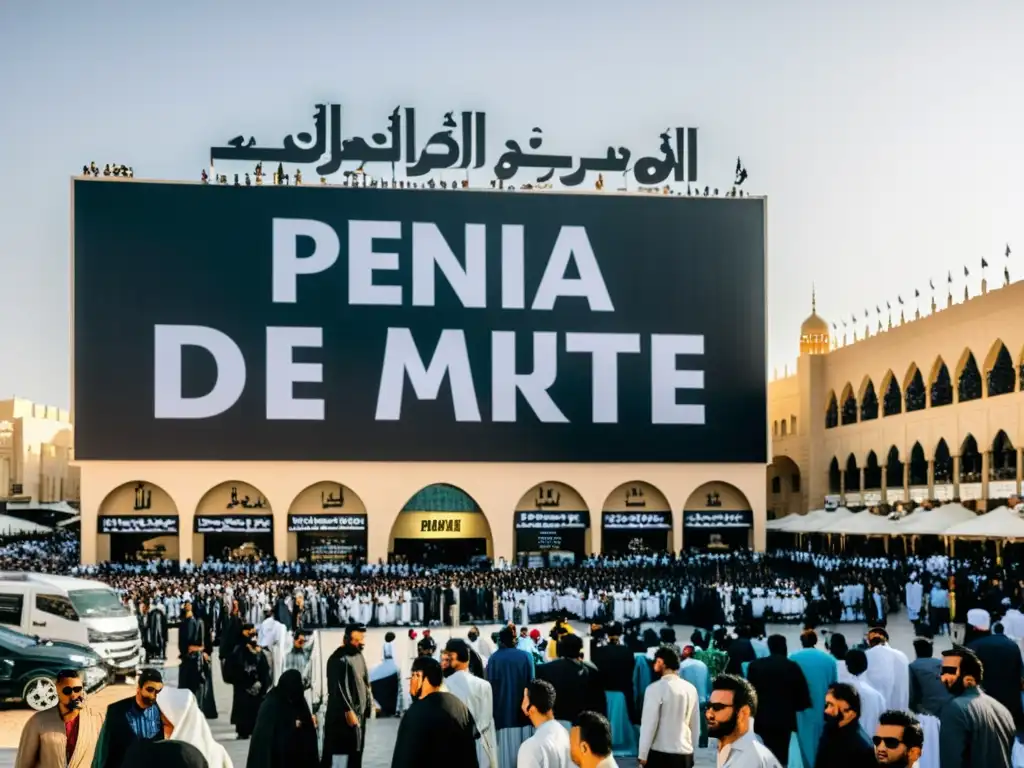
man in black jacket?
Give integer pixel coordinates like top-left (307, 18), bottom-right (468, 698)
top-left (966, 611), bottom-right (1024, 729)
top-left (536, 634), bottom-right (606, 729)
top-left (92, 669), bottom-right (165, 768)
top-left (745, 634), bottom-right (811, 765)
top-left (814, 683), bottom-right (876, 768)
top-left (322, 624), bottom-right (371, 768)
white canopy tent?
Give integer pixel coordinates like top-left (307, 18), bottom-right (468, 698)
top-left (775, 508), bottom-right (858, 534)
top-left (0, 515), bottom-right (52, 536)
top-left (819, 510), bottom-right (900, 536)
top-left (891, 503), bottom-right (977, 536)
top-left (944, 506), bottom-right (1024, 539)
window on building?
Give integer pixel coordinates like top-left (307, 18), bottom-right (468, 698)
top-left (790, 416), bottom-right (797, 435)
top-left (781, 421), bottom-right (787, 436)
top-left (771, 477), bottom-right (781, 494)
top-left (791, 474), bottom-right (801, 493)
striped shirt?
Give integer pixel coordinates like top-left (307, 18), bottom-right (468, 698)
top-left (125, 701), bottom-right (162, 740)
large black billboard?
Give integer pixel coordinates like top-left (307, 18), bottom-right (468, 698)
top-left (73, 179), bottom-right (766, 462)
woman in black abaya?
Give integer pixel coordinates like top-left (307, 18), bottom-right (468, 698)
top-left (246, 669), bottom-right (319, 768)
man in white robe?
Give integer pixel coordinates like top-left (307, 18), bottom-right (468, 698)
top-left (844, 648), bottom-right (885, 739)
top-left (444, 638), bottom-right (497, 768)
top-left (257, 608), bottom-right (289, 685)
top-left (863, 626), bottom-right (910, 711)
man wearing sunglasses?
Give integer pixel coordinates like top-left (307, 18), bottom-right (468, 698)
top-left (91, 668), bottom-right (165, 768)
top-left (15, 668), bottom-right (105, 768)
top-left (937, 647), bottom-right (1015, 768)
top-left (705, 674), bottom-right (781, 767)
top-left (872, 710), bottom-right (923, 767)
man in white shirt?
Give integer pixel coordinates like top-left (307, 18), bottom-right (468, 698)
top-left (637, 646), bottom-right (700, 767)
top-left (863, 627), bottom-right (910, 711)
top-left (444, 639), bottom-right (498, 768)
top-left (705, 674), bottom-right (782, 768)
top-left (569, 711), bottom-right (618, 768)
top-left (518, 679), bottom-right (572, 768)
top-left (843, 648), bottom-right (885, 739)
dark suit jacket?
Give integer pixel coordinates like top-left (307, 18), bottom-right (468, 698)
top-left (968, 633), bottom-right (1024, 726)
top-left (592, 643), bottom-right (638, 722)
top-left (745, 653), bottom-right (812, 734)
top-left (536, 658), bottom-right (607, 722)
top-left (92, 697), bottom-right (163, 768)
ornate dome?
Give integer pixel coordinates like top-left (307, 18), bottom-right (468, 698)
top-left (800, 287), bottom-right (829, 337)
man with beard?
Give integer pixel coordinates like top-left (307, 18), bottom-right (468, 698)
top-left (92, 669), bottom-right (165, 768)
top-left (443, 639), bottom-right (497, 768)
top-left (391, 656), bottom-right (478, 768)
top-left (16, 669), bottom-right (105, 768)
top-left (812, 683), bottom-right (875, 768)
top-left (938, 647), bottom-right (1015, 768)
top-left (323, 624), bottom-right (372, 768)
top-left (224, 623), bottom-right (271, 740)
top-left (704, 675), bottom-right (781, 768)
top-left (872, 710), bottom-right (924, 768)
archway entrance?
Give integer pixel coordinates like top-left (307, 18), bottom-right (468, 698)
top-left (390, 484), bottom-right (491, 567)
top-left (287, 482), bottom-right (367, 563)
top-left (97, 481), bottom-right (179, 562)
top-left (683, 482), bottom-right (753, 550)
top-left (194, 481), bottom-right (273, 562)
top-left (601, 482), bottom-right (672, 555)
top-left (513, 482), bottom-right (590, 567)
top-left (767, 456), bottom-right (802, 519)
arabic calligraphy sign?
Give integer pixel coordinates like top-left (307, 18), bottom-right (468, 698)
top-left (683, 510), bottom-right (752, 529)
top-left (210, 105), bottom-right (699, 189)
top-left (602, 512), bottom-right (672, 530)
top-left (72, 179), bottom-right (767, 463)
top-left (288, 514), bottom-right (367, 533)
top-left (98, 516), bottom-right (179, 534)
top-left (194, 515), bottom-right (273, 534)
top-left (514, 511), bottom-right (590, 530)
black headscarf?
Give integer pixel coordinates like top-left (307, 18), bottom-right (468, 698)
top-left (245, 669), bottom-right (319, 768)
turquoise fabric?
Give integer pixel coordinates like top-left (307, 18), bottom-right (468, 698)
top-left (632, 653), bottom-right (654, 712)
top-left (605, 691), bottom-right (638, 756)
top-left (789, 648), bottom-right (838, 768)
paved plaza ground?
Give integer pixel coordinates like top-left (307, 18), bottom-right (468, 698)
top-left (0, 610), bottom-right (948, 767)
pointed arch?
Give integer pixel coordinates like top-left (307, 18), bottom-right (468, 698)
top-left (825, 391), bottom-right (839, 429)
top-left (959, 434), bottom-right (981, 481)
top-left (956, 348), bottom-right (982, 403)
top-left (864, 450), bottom-right (882, 489)
top-left (992, 430), bottom-right (1018, 482)
top-left (828, 457), bottom-right (841, 493)
top-left (984, 340), bottom-right (1017, 397)
top-left (909, 442), bottom-right (928, 485)
top-left (860, 380), bottom-right (879, 421)
top-left (880, 370), bottom-right (902, 417)
top-left (905, 366), bottom-right (926, 412)
top-left (928, 356), bottom-right (953, 408)
top-left (934, 438), bottom-right (952, 483)
top-left (885, 446), bottom-right (902, 489)
top-left (840, 383), bottom-right (857, 425)
top-left (845, 453), bottom-right (860, 491)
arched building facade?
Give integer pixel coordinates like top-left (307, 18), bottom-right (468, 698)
top-left (78, 462), bottom-right (766, 564)
top-left (768, 280), bottom-right (1024, 517)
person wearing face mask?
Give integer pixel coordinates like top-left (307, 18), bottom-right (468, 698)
top-left (812, 683), bottom-right (875, 768)
top-left (872, 710), bottom-right (924, 768)
top-left (224, 622), bottom-right (271, 740)
top-left (390, 656), bottom-right (479, 768)
top-left (323, 623), bottom-right (372, 768)
top-left (937, 647), bottom-right (1015, 768)
top-left (16, 669), bottom-right (105, 768)
top-left (704, 674), bottom-right (781, 768)
top-left (92, 668), bottom-right (165, 768)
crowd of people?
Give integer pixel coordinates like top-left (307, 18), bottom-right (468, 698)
top-left (9, 531), bottom-right (1024, 767)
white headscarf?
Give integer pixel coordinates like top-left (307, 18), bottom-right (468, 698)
top-left (157, 687), bottom-right (233, 768)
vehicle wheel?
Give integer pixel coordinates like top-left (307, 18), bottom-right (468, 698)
top-left (23, 677), bottom-right (58, 711)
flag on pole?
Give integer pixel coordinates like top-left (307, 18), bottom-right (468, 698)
top-left (982, 257), bottom-right (989, 269)
top-left (947, 271), bottom-right (952, 284)
top-left (914, 289), bottom-right (920, 298)
top-left (1007, 243), bottom-right (1012, 257)
top-left (929, 279), bottom-right (935, 290)
top-left (897, 296), bottom-right (904, 305)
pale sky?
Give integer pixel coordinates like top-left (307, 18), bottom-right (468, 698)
top-left (1, 0), bottom-right (1022, 408)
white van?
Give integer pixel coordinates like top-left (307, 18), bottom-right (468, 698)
top-left (0, 573), bottom-right (142, 676)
